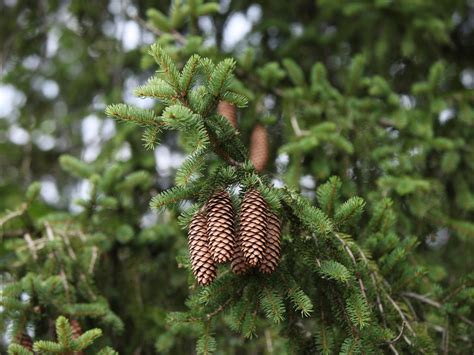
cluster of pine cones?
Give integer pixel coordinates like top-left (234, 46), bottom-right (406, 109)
top-left (188, 188), bottom-right (281, 286)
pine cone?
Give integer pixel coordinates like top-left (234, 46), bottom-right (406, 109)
top-left (258, 211), bottom-right (282, 274)
top-left (218, 101), bottom-right (237, 128)
top-left (69, 319), bottom-right (84, 355)
top-left (70, 319), bottom-right (82, 338)
top-left (206, 190), bottom-right (236, 263)
top-left (15, 332), bottom-right (33, 351)
top-left (250, 124), bottom-right (269, 172)
top-left (188, 211), bottom-right (217, 286)
top-left (231, 237), bottom-right (252, 275)
top-left (239, 188), bottom-right (268, 266)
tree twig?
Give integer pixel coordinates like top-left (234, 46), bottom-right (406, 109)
top-left (334, 233), bottom-right (368, 303)
top-left (290, 114), bottom-right (309, 137)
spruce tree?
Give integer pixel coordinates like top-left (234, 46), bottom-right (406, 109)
top-left (1, 0), bottom-right (473, 354)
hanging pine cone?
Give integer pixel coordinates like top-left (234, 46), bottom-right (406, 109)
top-left (250, 124), bottom-right (269, 172)
top-left (239, 188), bottom-right (268, 266)
top-left (217, 101), bottom-right (237, 128)
top-left (188, 211), bottom-right (217, 286)
top-left (231, 237), bottom-right (252, 275)
top-left (15, 332), bottom-right (33, 351)
top-left (206, 190), bottom-right (236, 263)
top-left (258, 211), bottom-right (282, 274)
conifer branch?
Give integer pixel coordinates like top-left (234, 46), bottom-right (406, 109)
top-left (130, 13), bottom-right (187, 44)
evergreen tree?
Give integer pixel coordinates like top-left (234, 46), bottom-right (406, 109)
top-left (1, 0), bottom-right (473, 353)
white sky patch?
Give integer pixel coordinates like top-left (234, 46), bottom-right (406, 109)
top-left (83, 144), bottom-right (102, 162)
top-left (220, 0), bottom-right (231, 13)
top-left (439, 108), bottom-right (455, 125)
top-left (300, 175), bottom-right (316, 190)
top-left (276, 153), bottom-right (289, 174)
top-left (81, 115), bottom-right (116, 162)
top-left (8, 125), bottom-right (30, 145)
top-left (46, 28), bottom-right (60, 58)
top-left (108, 0), bottom-right (123, 15)
top-left (33, 133), bottom-right (56, 151)
top-left (92, 94), bottom-right (106, 110)
top-left (291, 23), bottom-right (303, 36)
top-left (142, 31), bottom-right (155, 45)
top-left (115, 142), bottom-right (132, 161)
top-left (0, 84), bottom-right (26, 119)
top-left (426, 228), bottom-right (450, 249)
top-left (199, 16), bottom-right (214, 33)
top-left (271, 178), bottom-right (284, 188)
top-left (460, 69), bottom-right (474, 89)
top-left (408, 147), bottom-right (422, 157)
top-left (42, 80), bottom-right (59, 99)
top-left (263, 95), bottom-right (276, 110)
top-left (223, 12), bottom-right (252, 50)
top-left (199, 16), bottom-right (216, 46)
top-left (102, 20), bottom-right (116, 37)
top-left (69, 180), bottom-right (91, 214)
top-left (154, 145), bottom-right (172, 176)
top-left (81, 115), bottom-right (101, 144)
top-left (170, 152), bottom-right (186, 169)
top-left (400, 94), bottom-right (415, 109)
top-left (123, 76), bottom-right (155, 109)
top-left (247, 4), bottom-right (262, 23)
top-left (40, 176), bottom-right (60, 205)
top-left (22, 55), bottom-right (41, 70)
top-left (122, 20), bottom-right (141, 51)
top-left (102, 119), bottom-right (117, 140)
top-left (140, 210), bottom-right (158, 228)
top-left (81, 115), bottom-right (103, 161)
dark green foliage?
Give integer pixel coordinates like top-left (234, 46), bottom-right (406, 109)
top-left (1, 0), bottom-right (473, 353)
top-left (7, 316), bottom-right (115, 354)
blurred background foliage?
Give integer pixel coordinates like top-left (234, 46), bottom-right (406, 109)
top-left (1, 0), bottom-right (474, 353)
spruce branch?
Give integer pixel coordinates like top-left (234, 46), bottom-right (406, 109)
top-left (105, 103), bottom-right (161, 127)
top-left (129, 13), bottom-right (187, 44)
top-left (334, 233), bottom-right (368, 302)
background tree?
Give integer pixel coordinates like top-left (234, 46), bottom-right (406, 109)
top-left (1, 0), bottom-right (473, 354)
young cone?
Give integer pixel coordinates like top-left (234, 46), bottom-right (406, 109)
top-left (70, 319), bottom-right (82, 338)
top-left (250, 124), bottom-right (269, 172)
top-left (70, 319), bottom-right (84, 355)
top-left (239, 188), bottom-right (268, 266)
top-left (231, 237), bottom-right (252, 275)
top-left (15, 332), bottom-right (33, 351)
top-left (217, 101), bottom-right (238, 128)
top-left (258, 211), bottom-right (282, 273)
top-left (206, 190), bottom-right (236, 263)
top-left (188, 211), bottom-right (217, 286)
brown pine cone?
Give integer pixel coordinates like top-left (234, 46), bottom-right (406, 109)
top-left (188, 211), bottom-right (217, 286)
top-left (239, 188), bottom-right (268, 266)
top-left (258, 211), bottom-right (282, 274)
top-left (15, 332), bottom-right (33, 351)
top-left (70, 319), bottom-right (82, 339)
top-left (217, 101), bottom-right (237, 128)
top-left (231, 237), bottom-right (252, 275)
top-left (250, 124), bottom-right (269, 172)
top-left (206, 190), bottom-right (236, 263)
